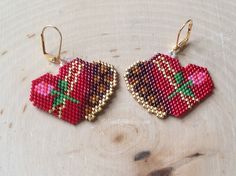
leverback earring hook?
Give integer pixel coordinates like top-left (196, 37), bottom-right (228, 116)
top-left (172, 19), bottom-right (193, 54)
top-left (41, 25), bottom-right (62, 64)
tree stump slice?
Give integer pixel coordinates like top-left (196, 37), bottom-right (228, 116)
top-left (0, 0), bottom-right (235, 176)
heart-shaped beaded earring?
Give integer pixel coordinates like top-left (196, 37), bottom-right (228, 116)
top-left (124, 19), bottom-right (214, 119)
top-left (30, 26), bottom-right (117, 125)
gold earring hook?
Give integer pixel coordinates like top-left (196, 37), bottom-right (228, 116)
top-left (172, 19), bottom-right (193, 53)
top-left (41, 25), bottom-right (62, 64)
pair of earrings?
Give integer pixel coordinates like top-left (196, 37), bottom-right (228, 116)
top-left (30, 19), bottom-right (214, 125)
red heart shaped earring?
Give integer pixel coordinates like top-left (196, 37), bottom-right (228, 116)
top-left (124, 19), bottom-right (214, 119)
top-left (30, 26), bottom-right (117, 125)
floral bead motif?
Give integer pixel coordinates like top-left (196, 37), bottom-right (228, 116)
top-left (30, 58), bottom-right (117, 125)
top-left (124, 53), bottom-right (214, 119)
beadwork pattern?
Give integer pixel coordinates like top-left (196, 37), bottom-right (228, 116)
top-left (124, 53), bottom-right (214, 118)
top-left (30, 58), bottom-right (117, 125)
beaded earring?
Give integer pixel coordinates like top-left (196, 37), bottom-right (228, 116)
top-left (30, 26), bottom-right (117, 125)
top-left (124, 19), bottom-right (214, 119)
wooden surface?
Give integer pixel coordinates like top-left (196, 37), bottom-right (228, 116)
top-left (0, 0), bottom-right (236, 176)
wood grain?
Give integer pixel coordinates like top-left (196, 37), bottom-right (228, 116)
top-left (0, 0), bottom-right (236, 176)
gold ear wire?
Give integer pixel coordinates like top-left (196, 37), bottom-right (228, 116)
top-left (172, 19), bottom-right (193, 53)
top-left (41, 25), bottom-right (62, 64)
